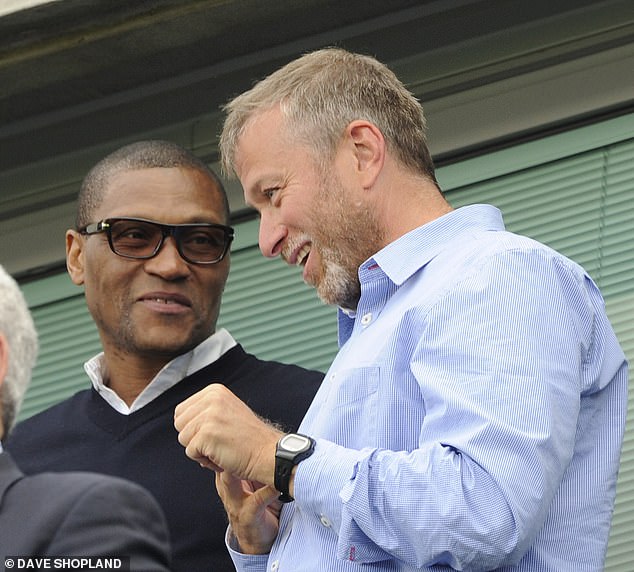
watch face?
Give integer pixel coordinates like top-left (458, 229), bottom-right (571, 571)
top-left (280, 434), bottom-right (310, 453)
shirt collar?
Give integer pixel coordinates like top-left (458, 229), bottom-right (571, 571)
top-left (371, 204), bottom-right (504, 286)
top-left (85, 328), bottom-right (237, 414)
top-left (337, 205), bottom-right (505, 345)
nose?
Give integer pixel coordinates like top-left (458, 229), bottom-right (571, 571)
top-left (258, 211), bottom-right (287, 259)
top-left (143, 236), bottom-right (191, 279)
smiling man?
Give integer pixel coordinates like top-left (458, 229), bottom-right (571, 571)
top-left (174, 49), bottom-right (628, 571)
top-left (7, 140), bottom-right (323, 572)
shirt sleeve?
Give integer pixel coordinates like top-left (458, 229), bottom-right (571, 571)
top-left (226, 527), bottom-right (270, 572)
top-left (295, 247), bottom-right (601, 569)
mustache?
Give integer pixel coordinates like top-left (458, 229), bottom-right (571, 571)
top-left (281, 233), bottom-right (312, 264)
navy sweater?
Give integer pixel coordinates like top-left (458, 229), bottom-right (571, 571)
top-left (7, 344), bottom-right (323, 572)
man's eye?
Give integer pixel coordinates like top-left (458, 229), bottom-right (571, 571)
top-left (118, 229), bottom-right (150, 240)
top-left (186, 232), bottom-right (222, 246)
top-left (263, 187), bottom-right (279, 200)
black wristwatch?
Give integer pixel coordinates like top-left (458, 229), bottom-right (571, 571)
top-left (274, 433), bottom-right (315, 502)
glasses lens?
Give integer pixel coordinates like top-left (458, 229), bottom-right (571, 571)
top-left (178, 226), bottom-right (228, 263)
top-left (107, 219), bottom-right (229, 263)
top-left (110, 219), bottom-right (162, 258)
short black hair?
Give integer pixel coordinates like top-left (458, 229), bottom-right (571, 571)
top-left (76, 140), bottom-right (230, 229)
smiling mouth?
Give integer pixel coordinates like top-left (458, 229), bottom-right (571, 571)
top-left (296, 244), bottom-right (311, 266)
top-left (139, 293), bottom-right (192, 309)
top-left (149, 297), bottom-right (181, 305)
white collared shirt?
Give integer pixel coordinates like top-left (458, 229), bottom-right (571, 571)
top-left (85, 328), bottom-right (237, 415)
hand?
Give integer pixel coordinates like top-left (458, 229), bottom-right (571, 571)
top-left (217, 472), bottom-right (282, 555)
top-left (174, 383), bottom-right (283, 484)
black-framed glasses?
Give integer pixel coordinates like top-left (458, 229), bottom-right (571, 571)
top-left (80, 217), bottom-right (234, 265)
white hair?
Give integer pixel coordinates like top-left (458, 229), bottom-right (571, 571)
top-left (0, 265), bottom-right (38, 439)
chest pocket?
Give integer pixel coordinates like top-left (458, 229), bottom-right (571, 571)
top-left (308, 366), bottom-right (380, 446)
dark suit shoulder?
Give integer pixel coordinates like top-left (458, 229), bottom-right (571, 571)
top-left (15, 469), bottom-right (155, 506)
top-left (1, 467), bottom-right (171, 570)
top-left (7, 470), bottom-right (165, 532)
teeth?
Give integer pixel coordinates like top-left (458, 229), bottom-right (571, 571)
top-left (296, 245), bottom-right (311, 266)
top-left (154, 298), bottom-right (174, 304)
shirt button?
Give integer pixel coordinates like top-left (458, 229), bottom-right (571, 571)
top-left (319, 514), bottom-right (332, 528)
top-left (271, 560), bottom-right (280, 571)
top-left (360, 312), bottom-right (372, 326)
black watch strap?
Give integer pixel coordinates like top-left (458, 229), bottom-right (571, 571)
top-left (274, 456), bottom-right (296, 503)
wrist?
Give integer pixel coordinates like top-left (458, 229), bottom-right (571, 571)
top-left (231, 530), bottom-right (274, 556)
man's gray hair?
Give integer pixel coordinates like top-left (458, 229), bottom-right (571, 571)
top-left (219, 47), bottom-right (437, 185)
top-left (0, 265), bottom-right (38, 439)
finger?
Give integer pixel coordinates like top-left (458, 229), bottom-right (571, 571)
top-left (216, 472), bottom-right (252, 511)
top-left (174, 383), bottom-right (221, 426)
top-left (184, 440), bottom-right (222, 471)
top-left (174, 402), bottom-right (195, 433)
top-left (217, 471), bottom-right (247, 499)
top-left (199, 458), bottom-right (223, 472)
top-left (252, 484), bottom-right (281, 507)
top-left (175, 413), bottom-right (203, 451)
top-left (175, 390), bottom-right (219, 446)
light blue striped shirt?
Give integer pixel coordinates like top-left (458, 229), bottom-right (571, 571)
top-left (230, 204), bottom-right (628, 571)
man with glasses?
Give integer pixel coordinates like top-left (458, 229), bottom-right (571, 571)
top-left (7, 140), bottom-right (323, 572)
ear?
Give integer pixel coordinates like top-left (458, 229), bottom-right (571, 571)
top-left (345, 120), bottom-right (386, 189)
top-left (66, 229), bottom-right (86, 285)
top-left (0, 333), bottom-right (8, 392)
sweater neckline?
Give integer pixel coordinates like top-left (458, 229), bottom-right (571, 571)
top-left (87, 344), bottom-right (247, 436)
